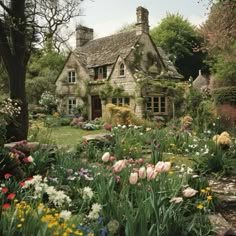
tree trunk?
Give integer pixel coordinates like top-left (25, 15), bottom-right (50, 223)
top-left (6, 63), bottom-right (28, 141)
top-left (0, 0), bottom-right (29, 141)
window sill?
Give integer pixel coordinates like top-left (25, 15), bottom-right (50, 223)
top-left (118, 75), bottom-right (126, 78)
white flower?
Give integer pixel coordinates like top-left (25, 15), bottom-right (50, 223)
top-left (102, 152), bottom-right (110, 162)
top-left (187, 167), bottom-right (193, 174)
top-left (82, 187), bottom-right (94, 200)
top-left (87, 203), bottom-right (102, 220)
top-left (27, 155), bottom-right (34, 163)
top-left (60, 210), bottom-right (72, 221)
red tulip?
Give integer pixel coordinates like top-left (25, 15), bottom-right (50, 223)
top-left (1, 187), bottom-right (8, 193)
top-left (4, 173), bottom-right (12, 179)
top-left (3, 203), bottom-right (11, 209)
top-left (7, 193), bottom-right (16, 200)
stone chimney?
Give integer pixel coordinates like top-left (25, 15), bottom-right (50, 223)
top-left (136, 6), bottom-right (149, 35)
top-left (76, 25), bottom-right (94, 47)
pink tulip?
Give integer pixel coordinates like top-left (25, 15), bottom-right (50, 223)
top-left (102, 152), bottom-right (110, 162)
top-left (129, 172), bottom-right (138, 185)
top-left (169, 197), bottom-right (183, 203)
top-left (182, 187), bottom-right (198, 198)
top-left (155, 161), bottom-right (171, 172)
top-left (109, 156), bottom-right (116, 161)
top-left (138, 167), bottom-right (146, 179)
top-left (112, 160), bottom-right (126, 173)
top-left (137, 158), bottom-right (143, 164)
top-left (146, 166), bottom-right (157, 180)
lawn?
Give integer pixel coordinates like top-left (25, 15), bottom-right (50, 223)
top-left (51, 126), bottom-right (108, 146)
top-left (29, 125), bottom-right (109, 146)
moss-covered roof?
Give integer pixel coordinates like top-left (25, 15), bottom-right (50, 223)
top-left (74, 30), bottom-right (138, 67)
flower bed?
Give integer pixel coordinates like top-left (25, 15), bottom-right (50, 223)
top-left (1, 123), bottom-right (235, 235)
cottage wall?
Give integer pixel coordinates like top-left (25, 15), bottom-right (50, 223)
top-left (126, 34), bottom-right (164, 74)
top-left (108, 57), bottom-right (143, 117)
top-left (55, 53), bottom-right (90, 115)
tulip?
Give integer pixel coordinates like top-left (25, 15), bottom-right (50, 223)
top-left (169, 197), bottom-right (183, 203)
top-left (113, 160), bottom-right (126, 173)
top-left (109, 156), bottom-right (116, 161)
top-left (7, 193), bottom-right (16, 200)
top-left (102, 152), bottom-right (110, 163)
top-left (138, 167), bottom-right (146, 179)
top-left (1, 187), bottom-right (8, 193)
top-left (2, 203), bottom-right (11, 209)
top-left (155, 161), bottom-right (171, 173)
top-left (4, 173), bottom-right (12, 179)
top-left (23, 155), bottom-right (34, 163)
top-left (182, 187), bottom-right (198, 198)
top-left (137, 158), bottom-right (143, 164)
top-left (146, 166), bottom-right (157, 180)
top-left (129, 172), bottom-right (138, 185)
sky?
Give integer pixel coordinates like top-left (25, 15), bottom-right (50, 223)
top-left (74, 0), bottom-right (209, 39)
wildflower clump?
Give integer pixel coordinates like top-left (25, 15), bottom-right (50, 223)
top-left (181, 115), bottom-right (193, 133)
top-left (213, 131), bottom-right (232, 149)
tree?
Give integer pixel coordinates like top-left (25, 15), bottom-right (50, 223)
top-left (150, 13), bottom-right (208, 79)
top-left (200, 0), bottom-right (236, 86)
top-left (26, 49), bottom-right (65, 104)
top-left (0, 0), bottom-right (82, 141)
top-left (200, 0), bottom-right (236, 53)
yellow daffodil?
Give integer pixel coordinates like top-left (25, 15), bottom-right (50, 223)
top-left (197, 204), bottom-right (204, 209)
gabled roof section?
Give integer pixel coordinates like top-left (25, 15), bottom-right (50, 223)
top-left (74, 30), bottom-right (139, 68)
top-left (157, 47), bottom-right (183, 79)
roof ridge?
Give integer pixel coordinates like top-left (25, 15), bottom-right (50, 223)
top-left (88, 29), bottom-right (136, 43)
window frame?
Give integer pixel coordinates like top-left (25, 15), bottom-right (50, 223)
top-left (94, 66), bottom-right (107, 80)
top-left (112, 97), bottom-right (130, 106)
top-left (146, 95), bottom-right (167, 114)
top-left (68, 98), bottom-right (77, 115)
top-left (68, 70), bottom-right (76, 83)
top-left (119, 63), bottom-right (125, 76)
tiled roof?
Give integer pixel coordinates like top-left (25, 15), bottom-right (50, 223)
top-left (74, 30), bottom-right (139, 67)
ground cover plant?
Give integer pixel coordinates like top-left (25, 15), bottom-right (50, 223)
top-left (2, 119), bottom-right (234, 236)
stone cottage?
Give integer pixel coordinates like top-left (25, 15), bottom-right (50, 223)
top-left (56, 6), bottom-right (183, 120)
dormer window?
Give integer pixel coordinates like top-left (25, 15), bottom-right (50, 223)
top-left (68, 70), bottom-right (76, 83)
top-left (94, 66), bottom-right (107, 80)
top-left (119, 63), bottom-right (125, 76)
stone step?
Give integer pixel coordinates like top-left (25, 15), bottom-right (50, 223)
top-left (209, 213), bottom-right (236, 236)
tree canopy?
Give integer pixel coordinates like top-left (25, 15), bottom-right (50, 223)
top-left (150, 13), bottom-right (208, 79)
top-left (0, 0), bottom-right (83, 141)
top-left (200, 0), bottom-right (236, 86)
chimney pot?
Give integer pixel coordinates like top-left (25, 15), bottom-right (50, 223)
top-left (76, 25), bottom-right (94, 47)
top-left (136, 6), bottom-right (149, 35)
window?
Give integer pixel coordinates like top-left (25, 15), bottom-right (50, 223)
top-left (112, 97), bottom-right (130, 106)
top-left (119, 63), bottom-right (125, 76)
top-left (68, 98), bottom-right (77, 114)
top-left (68, 71), bottom-right (76, 83)
top-left (146, 96), bottom-right (167, 114)
top-left (94, 66), bottom-right (107, 80)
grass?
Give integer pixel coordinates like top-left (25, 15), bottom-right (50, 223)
top-left (29, 125), bottom-right (108, 146)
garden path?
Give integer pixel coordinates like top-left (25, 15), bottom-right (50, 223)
top-left (209, 177), bottom-right (236, 235)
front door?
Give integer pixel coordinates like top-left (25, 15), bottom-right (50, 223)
top-left (91, 95), bottom-right (102, 120)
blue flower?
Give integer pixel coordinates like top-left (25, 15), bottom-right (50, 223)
top-left (99, 227), bottom-right (108, 236)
